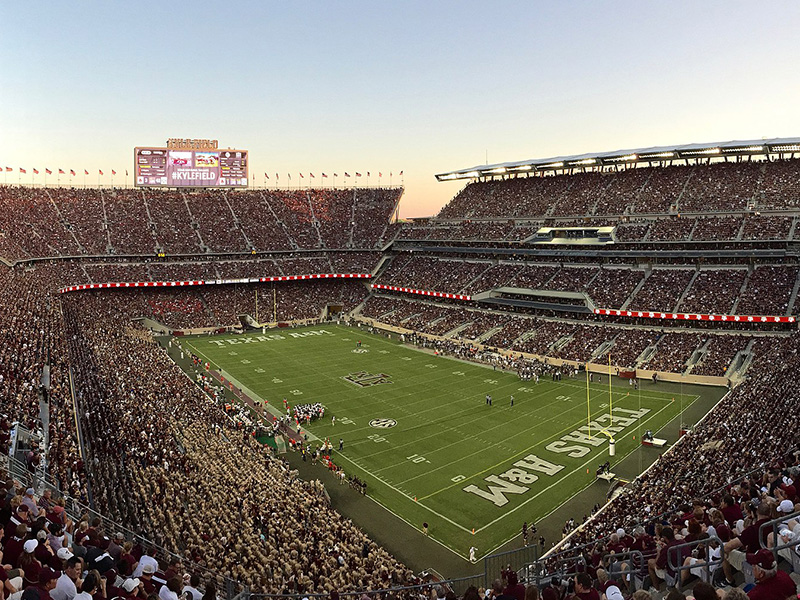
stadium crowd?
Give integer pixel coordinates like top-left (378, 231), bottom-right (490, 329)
top-left (0, 187), bottom-right (400, 260)
top-left (2, 154), bottom-right (800, 600)
top-left (21, 291), bottom-right (418, 595)
top-left (436, 158), bottom-right (800, 219)
top-left (543, 330), bottom-right (800, 598)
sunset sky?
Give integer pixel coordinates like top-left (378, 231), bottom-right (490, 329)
top-left (1, 1), bottom-right (799, 217)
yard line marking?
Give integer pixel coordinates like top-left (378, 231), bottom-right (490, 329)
top-left (182, 326), bottom-right (707, 548)
top-left (473, 400), bottom-right (678, 534)
top-left (411, 387), bottom-right (618, 494)
top-left (333, 449), bottom-right (473, 533)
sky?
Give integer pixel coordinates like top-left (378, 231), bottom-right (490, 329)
top-left (1, 1), bottom-right (799, 218)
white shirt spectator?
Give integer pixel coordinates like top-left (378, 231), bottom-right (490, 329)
top-left (51, 573), bottom-right (78, 600)
top-left (183, 585), bottom-right (202, 600)
top-left (159, 586), bottom-right (180, 600)
top-left (133, 554), bottom-right (159, 578)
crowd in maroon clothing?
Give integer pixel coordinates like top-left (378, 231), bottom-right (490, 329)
top-left (375, 256), bottom-right (798, 317)
top-left (437, 158), bottom-right (800, 219)
top-left (544, 332), bottom-right (800, 593)
top-left (360, 293), bottom-right (767, 375)
top-left (0, 253), bottom-right (798, 598)
top-left (0, 187), bottom-right (400, 260)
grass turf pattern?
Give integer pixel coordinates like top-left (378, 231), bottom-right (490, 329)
top-left (183, 324), bottom-right (715, 559)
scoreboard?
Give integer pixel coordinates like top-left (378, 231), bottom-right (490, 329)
top-left (134, 145), bottom-right (248, 188)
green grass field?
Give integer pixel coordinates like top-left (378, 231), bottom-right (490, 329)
top-left (182, 324), bottom-right (719, 560)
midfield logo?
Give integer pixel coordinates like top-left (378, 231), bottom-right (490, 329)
top-left (343, 371), bottom-right (392, 387)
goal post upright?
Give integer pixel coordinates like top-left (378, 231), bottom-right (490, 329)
top-left (586, 362), bottom-right (591, 438)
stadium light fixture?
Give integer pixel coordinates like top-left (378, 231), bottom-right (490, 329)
top-left (515, 165), bottom-right (532, 171)
top-left (723, 145), bottom-right (763, 153)
top-left (543, 162), bottom-right (564, 169)
top-left (488, 167), bottom-right (507, 174)
top-left (571, 158), bottom-right (597, 166)
top-left (772, 145), bottom-right (800, 152)
top-left (640, 151), bottom-right (675, 159)
top-left (463, 171), bottom-right (480, 178)
top-left (683, 147), bottom-right (721, 156)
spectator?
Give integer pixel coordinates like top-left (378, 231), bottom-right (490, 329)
top-left (743, 549), bottom-right (795, 600)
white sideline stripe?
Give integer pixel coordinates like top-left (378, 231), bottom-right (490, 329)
top-left (185, 342), bottom-right (315, 436)
top-left (334, 449), bottom-right (474, 534)
top-left (483, 402), bottom-right (693, 554)
top-left (183, 327), bottom-right (704, 552)
top-left (399, 387), bottom-right (621, 486)
top-left (358, 483), bottom-right (472, 560)
top-left (187, 335), bottom-right (472, 559)
top-left (188, 335), bottom-right (471, 536)
top-left (474, 399), bottom-right (678, 534)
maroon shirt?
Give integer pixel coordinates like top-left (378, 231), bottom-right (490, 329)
top-left (3, 536), bottom-right (25, 568)
top-left (739, 518), bottom-right (770, 553)
top-left (574, 589), bottom-right (600, 600)
top-left (721, 504), bottom-right (744, 527)
top-left (503, 583), bottom-right (525, 600)
top-left (33, 585), bottom-right (54, 600)
top-left (141, 576), bottom-right (156, 595)
top-left (747, 570), bottom-right (796, 600)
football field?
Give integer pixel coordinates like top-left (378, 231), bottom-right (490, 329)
top-left (182, 324), bottom-right (719, 559)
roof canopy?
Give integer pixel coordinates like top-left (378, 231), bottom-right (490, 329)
top-left (435, 138), bottom-right (800, 182)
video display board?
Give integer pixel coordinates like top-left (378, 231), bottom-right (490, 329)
top-left (134, 147), bottom-right (248, 187)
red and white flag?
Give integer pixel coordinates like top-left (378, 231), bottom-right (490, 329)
top-left (20, 168), bottom-right (26, 174)
top-left (344, 172), bottom-right (350, 177)
top-left (45, 168), bottom-right (52, 175)
top-left (399, 170), bottom-right (404, 176)
top-left (299, 173), bottom-right (304, 178)
top-left (112, 170), bottom-right (116, 176)
top-left (4, 167), bottom-right (11, 172)
top-left (99, 169), bottom-right (103, 175)
top-left (70, 169), bottom-right (76, 176)
top-left (33, 168), bottom-right (39, 175)
top-left (322, 173), bottom-right (328, 178)
top-left (264, 172), bottom-right (269, 179)
top-left (309, 173), bottom-right (315, 178)
top-left (84, 169), bottom-right (89, 175)
top-left (355, 172), bottom-right (362, 177)
top-left (58, 169), bottom-right (65, 175)
top-left (379, 172), bottom-right (382, 177)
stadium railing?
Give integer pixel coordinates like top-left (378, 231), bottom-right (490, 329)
top-left (483, 544), bottom-right (541, 587)
top-left (5, 452), bottom-right (244, 599)
top-left (599, 550), bottom-right (645, 589)
top-left (759, 508), bottom-right (800, 569)
top-left (244, 575), bottom-right (486, 600)
top-left (665, 536), bottom-right (724, 590)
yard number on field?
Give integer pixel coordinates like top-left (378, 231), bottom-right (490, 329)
top-left (407, 454), bottom-right (430, 464)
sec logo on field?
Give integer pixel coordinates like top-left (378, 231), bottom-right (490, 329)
top-left (369, 418), bottom-right (397, 429)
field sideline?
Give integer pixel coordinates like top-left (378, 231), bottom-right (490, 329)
top-left (179, 324), bottom-right (723, 559)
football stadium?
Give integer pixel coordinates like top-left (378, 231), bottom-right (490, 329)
top-left (2, 5), bottom-right (800, 600)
